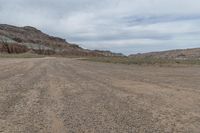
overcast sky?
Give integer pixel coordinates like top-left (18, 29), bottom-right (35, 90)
top-left (0, 0), bottom-right (200, 54)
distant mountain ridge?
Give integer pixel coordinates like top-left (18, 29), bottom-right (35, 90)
top-left (0, 24), bottom-right (123, 56)
top-left (129, 48), bottom-right (200, 59)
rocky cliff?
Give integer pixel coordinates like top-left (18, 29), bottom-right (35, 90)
top-left (0, 24), bottom-right (123, 56)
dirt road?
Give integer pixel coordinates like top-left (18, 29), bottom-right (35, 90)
top-left (0, 57), bottom-right (200, 133)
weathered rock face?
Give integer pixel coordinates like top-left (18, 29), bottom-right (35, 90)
top-left (0, 43), bottom-right (28, 53)
top-left (0, 24), bottom-right (83, 55)
top-left (0, 24), bottom-right (124, 56)
top-left (0, 24), bottom-right (75, 48)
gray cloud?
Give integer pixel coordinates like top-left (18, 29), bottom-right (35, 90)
top-left (124, 15), bottom-right (200, 26)
top-left (0, 0), bottom-right (200, 54)
top-left (68, 31), bottom-right (172, 42)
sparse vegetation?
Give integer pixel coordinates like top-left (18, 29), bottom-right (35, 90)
top-left (0, 52), bottom-right (45, 58)
top-left (83, 56), bottom-right (200, 65)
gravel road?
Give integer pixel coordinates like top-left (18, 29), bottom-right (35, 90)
top-left (0, 57), bottom-right (200, 133)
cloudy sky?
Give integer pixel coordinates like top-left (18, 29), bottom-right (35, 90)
top-left (0, 0), bottom-right (200, 54)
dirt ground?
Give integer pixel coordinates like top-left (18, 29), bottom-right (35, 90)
top-left (0, 57), bottom-right (200, 133)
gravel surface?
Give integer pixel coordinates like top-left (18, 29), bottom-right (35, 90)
top-left (0, 57), bottom-right (200, 133)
